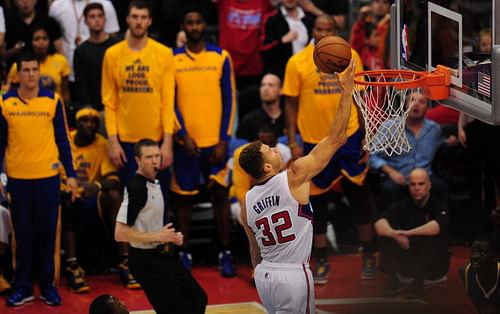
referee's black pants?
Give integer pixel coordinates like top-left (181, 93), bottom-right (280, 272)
top-left (129, 246), bottom-right (207, 314)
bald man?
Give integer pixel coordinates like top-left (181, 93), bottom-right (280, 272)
top-left (236, 73), bottom-right (285, 142)
top-left (375, 168), bottom-right (450, 298)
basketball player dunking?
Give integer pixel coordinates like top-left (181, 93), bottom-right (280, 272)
top-left (239, 60), bottom-right (355, 314)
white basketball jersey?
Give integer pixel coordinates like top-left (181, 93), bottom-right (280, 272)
top-left (245, 171), bottom-right (313, 264)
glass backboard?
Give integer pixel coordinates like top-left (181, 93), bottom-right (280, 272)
top-left (391, 0), bottom-right (500, 124)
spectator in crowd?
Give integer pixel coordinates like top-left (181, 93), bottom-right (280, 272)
top-left (350, 0), bottom-right (391, 68)
top-left (303, 0), bottom-right (348, 30)
top-left (458, 109), bottom-right (500, 239)
top-left (375, 168), bottom-right (450, 298)
top-left (89, 294), bottom-right (129, 314)
top-left (236, 73), bottom-right (285, 141)
top-left (260, 0), bottom-right (315, 79)
top-left (49, 0), bottom-right (120, 100)
top-left (150, 0), bottom-right (216, 48)
top-left (172, 6), bottom-right (236, 277)
top-left (459, 235), bottom-right (500, 313)
top-left (7, 25), bottom-right (71, 103)
top-left (4, 0), bottom-right (63, 68)
top-left (370, 90), bottom-right (448, 210)
top-left (214, 0), bottom-right (274, 90)
top-left (0, 203), bottom-right (11, 294)
top-left (102, 0), bottom-right (175, 288)
top-left (74, 2), bottom-right (121, 110)
top-left (479, 28), bottom-right (492, 53)
top-left (115, 139), bottom-right (207, 314)
top-left (359, 22), bottom-right (384, 70)
top-left (60, 107), bottom-right (124, 293)
top-left (1, 53), bottom-right (78, 307)
top-left (283, 14), bottom-right (377, 285)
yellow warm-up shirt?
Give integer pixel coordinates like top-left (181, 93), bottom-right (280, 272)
top-left (0, 89), bottom-right (75, 179)
top-left (102, 38), bottom-right (175, 142)
top-left (70, 131), bottom-right (117, 183)
top-left (61, 130), bottom-right (118, 194)
top-left (173, 44), bottom-right (236, 147)
top-left (8, 53), bottom-right (70, 95)
top-left (282, 43), bottom-right (363, 144)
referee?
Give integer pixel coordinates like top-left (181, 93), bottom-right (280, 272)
top-left (115, 139), bottom-right (207, 313)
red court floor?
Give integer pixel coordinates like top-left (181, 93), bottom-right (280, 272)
top-left (0, 246), bottom-right (476, 314)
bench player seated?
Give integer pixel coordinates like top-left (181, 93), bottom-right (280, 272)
top-left (60, 108), bottom-right (136, 292)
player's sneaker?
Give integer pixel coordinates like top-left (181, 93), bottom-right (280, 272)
top-left (219, 250), bottom-right (236, 278)
top-left (40, 286), bottom-right (62, 306)
top-left (179, 251), bottom-right (193, 271)
top-left (118, 259), bottom-right (141, 290)
top-left (66, 263), bottom-right (90, 293)
top-left (313, 258), bottom-right (330, 285)
top-left (361, 254), bottom-right (377, 280)
top-left (0, 272), bottom-right (12, 295)
top-left (6, 289), bottom-right (34, 306)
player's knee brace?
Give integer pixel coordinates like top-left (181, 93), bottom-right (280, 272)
top-left (311, 193), bottom-right (330, 234)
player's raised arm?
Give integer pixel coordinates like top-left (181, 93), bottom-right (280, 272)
top-left (288, 60), bottom-right (355, 187)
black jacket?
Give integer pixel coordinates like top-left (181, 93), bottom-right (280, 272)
top-left (260, 7), bottom-right (315, 79)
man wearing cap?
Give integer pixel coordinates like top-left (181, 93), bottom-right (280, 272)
top-left (61, 107), bottom-right (124, 293)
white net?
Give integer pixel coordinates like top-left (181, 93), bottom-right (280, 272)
top-left (353, 71), bottom-right (424, 156)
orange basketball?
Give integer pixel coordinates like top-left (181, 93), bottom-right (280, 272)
top-left (313, 36), bottom-right (352, 74)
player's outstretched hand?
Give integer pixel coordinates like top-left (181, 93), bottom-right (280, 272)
top-left (337, 59), bottom-right (355, 93)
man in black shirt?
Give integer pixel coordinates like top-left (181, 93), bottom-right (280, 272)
top-left (375, 168), bottom-right (450, 298)
top-left (4, 0), bottom-right (63, 68)
top-left (115, 139), bottom-right (207, 314)
top-left (74, 3), bottom-right (120, 109)
top-left (236, 73), bottom-right (285, 142)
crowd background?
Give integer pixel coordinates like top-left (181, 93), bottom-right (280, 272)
top-left (0, 0), bottom-right (498, 309)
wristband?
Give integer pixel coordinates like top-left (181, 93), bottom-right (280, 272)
top-left (288, 142), bottom-right (299, 148)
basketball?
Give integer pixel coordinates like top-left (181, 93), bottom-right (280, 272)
top-left (313, 36), bottom-right (352, 74)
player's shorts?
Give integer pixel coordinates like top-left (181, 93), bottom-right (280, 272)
top-left (303, 129), bottom-right (368, 196)
top-left (61, 192), bottom-right (101, 231)
top-left (254, 260), bottom-right (315, 314)
top-left (171, 141), bottom-right (230, 195)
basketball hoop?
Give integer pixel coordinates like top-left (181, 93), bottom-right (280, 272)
top-left (352, 66), bottom-right (451, 156)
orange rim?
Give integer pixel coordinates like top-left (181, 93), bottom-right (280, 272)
top-left (354, 69), bottom-right (426, 89)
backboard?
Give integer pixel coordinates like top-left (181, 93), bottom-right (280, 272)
top-left (391, 0), bottom-right (500, 124)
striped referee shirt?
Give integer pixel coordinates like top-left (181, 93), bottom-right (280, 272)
top-left (116, 173), bottom-right (164, 249)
